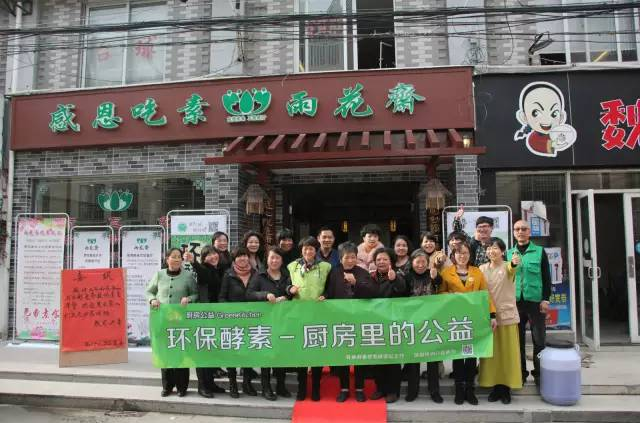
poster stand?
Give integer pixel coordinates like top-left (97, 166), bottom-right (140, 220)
top-left (166, 209), bottom-right (230, 250)
top-left (69, 225), bottom-right (114, 269)
top-left (441, 205), bottom-right (513, 252)
top-left (12, 213), bottom-right (69, 344)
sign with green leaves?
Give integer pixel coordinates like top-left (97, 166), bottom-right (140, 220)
top-left (97, 191), bottom-right (134, 212)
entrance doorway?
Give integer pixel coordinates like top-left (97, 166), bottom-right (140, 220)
top-left (283, 182), bottom-right (419, 247)
top-left (574, 190), bottom-right (640, 349)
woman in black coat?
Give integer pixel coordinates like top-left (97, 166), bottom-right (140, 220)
top-left (246, 247), bottom-right (293, 401)
top-left (184, 245), bottom-right (226, 398)
top-left (324, 241), bottom-right (378, 403)
top-left (219, 246), bottom-right (257, 398)
top-left (369, 247), bottom-right (407, 403)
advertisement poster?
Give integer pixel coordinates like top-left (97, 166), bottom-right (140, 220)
top-left (444, 210), bottom-right (510, 252)
top-left (15, 216), bottom-right (67, 340)
top-left (60, 268), bottom-right (126, 352)
top-left (151, 292), bottom-right (493, 368)
top-left (72, 230), bottom-right (111, 269)
top-left (121, 229), bottom-right (163, 344)
top-left (545, 247), bottom-right (571, 330)
top-left (169, 214), bottom-right (227, 256)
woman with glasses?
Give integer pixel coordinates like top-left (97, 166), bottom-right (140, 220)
top-left (440, 243), bottom-right (496, 406)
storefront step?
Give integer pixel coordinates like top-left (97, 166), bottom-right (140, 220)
top-left (0, 379), bottom-right (639, 423)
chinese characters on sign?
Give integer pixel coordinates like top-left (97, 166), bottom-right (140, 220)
top-left (60, 268), bottom-right (127, 352)
top-left (600, 98), bottom-right (640, 150)
top-left (150, 292), bottom-right (493, 368)
top-left (48, 82), bottom-right (427, 132)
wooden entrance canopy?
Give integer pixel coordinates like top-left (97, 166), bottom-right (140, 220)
top-left (204, 129), bottom-right (485, 169)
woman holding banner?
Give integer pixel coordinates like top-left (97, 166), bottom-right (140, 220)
top-left (403, 249), bottom-right (443, 403)
top-left (440, 243), bottom-right (497, 405)
top-left (369, 247), bottom-right (406, 404)
top-left (287, 236), bottom-right (332, 401)
top-left (246, 247), bottom-right (293, 401)
top-left (478, 238), bottom-right (522, 404)
top-left (219, 246), bottom-right (258, 398)
top-left (324, 241), bottom-right (378, 403)
top-left (146, 248), bottom-right (199, 398)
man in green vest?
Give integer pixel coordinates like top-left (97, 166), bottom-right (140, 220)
top-left (507, 219), bottom-right (552, 387)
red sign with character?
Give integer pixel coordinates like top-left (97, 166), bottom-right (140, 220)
top-left (60, 268), bottom-right (127, 352)
top-left (600, 98), bottom-right (640, 150)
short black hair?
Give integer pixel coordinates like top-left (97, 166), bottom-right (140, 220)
top-left (266, 246), bottom-right (284, 260)
top-left (476, 216), bottom-right (494, 227)
top-left (212, 231), bottom-right (229, 244)
top-left (489, 237), bottom-right (507, 252)
top-left (317, 226), bottom-right (334, 236)
top-left (277, 228), bottom-right (294, 242)
top-left (338, 241), bottom-right (358, 258)
top-left (420, 231), bottom-right (439, 243)
top-left (231, 246), bottom-right (250, 260)
top-left (447, 231), bottom-right (468, 243)
top-left (393, 235), bottom-right (413, 253)
top-left (360, 224), bottom-right (382, 239)
top-left (200, 245), bottom-right (219, 263)
top-left (298, 236), bottom-right (320, 251)
top-left (372, 247), bottom-right (396, 267)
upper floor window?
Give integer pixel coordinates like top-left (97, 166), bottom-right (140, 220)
top-left (536, 0), bottom-right (638, 65)
top-left (84, 2), bottom-right (166, 87)
top-left (298, 0), bottom-right (348, 72)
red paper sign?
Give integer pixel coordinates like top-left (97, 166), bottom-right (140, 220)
top-left (60, 268), bottom-right (126, 352)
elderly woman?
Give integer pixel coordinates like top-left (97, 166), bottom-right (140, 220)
top-left (246, 247), bottom-right (293, 401)
top-left (369, 247), bottom-right (406, 403)
top-left (440, 243), bottom-right (497, 406)
top-left (393, 235), bottom-right (413, 276)
top-left (241, 230), bottom-right (266, 273)
top-left (287, 236), bottom-right (332, 401)
top-left (146, 248), bottom-right (198, 397)
top-left (403, 249), bottom-right (443, 403)
top-left (479, 238), bottom-right (522, 404)
top-left (219, 247), bottom-right (257, 398)
top-left (324, 241), bottom-right (378, 403)
top-left (357, 224), bottom-right (385, 272)
top-left (183, 246), bottom-right (227, 398)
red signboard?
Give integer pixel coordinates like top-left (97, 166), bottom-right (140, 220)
top-left (9, 67), bottom-right (474, 151)
top-left (60, 268), bottom-right (126, 352)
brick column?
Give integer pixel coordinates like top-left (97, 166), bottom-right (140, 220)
top-left (455, 155), bottom-right (479, 206)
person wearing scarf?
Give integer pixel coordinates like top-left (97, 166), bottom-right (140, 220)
top-left (219, 247), bottom-right (257, 399)
top-left (356, 224), bottom-right (385, 272)
top-left (324, 241), bottom-right (378, 402)
top-left (146, 248), bottom-right (198, 397)
top-left (369, 247), bottom-right (407, 403)
top-left (287, 236), bottom-right (332, 401)
top-left (403, 249), bottom-right (444, 403)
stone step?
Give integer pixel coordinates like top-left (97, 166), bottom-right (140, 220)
top-left (0, 378), bottom-right (638, 423)
top-left (0, 368), bottom-right (637, 396)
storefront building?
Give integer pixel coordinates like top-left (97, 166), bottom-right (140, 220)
top-left (474, 68), bottom-right (640, 349)
top-left (7, 66), bottom-right (482, 339)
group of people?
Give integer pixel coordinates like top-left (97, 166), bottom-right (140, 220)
top-left (145, 211), bottom-right (551, 405)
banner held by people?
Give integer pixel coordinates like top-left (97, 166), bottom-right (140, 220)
top-left (150, 291), bottom-right (493, 368)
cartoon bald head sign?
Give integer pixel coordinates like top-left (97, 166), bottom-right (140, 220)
top-left (513, 81), bottom-right (577, 158)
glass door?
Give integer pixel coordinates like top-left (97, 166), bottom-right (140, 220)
top-left (623, 193), bottom-right (640, 343)
top-left (576, 190), bottom-right (600, 350)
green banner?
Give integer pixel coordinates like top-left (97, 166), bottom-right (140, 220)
top-left (150, 291), bottom-right (493, 368)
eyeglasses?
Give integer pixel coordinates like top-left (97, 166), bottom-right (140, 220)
top-left (513, 227), bottom-right (530, 232)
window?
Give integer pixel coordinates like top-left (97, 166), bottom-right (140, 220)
top-left (298, 0), bottom-right (348, 72)
top-left (84, 2), bottom-right (166, 87)
top-left (536, 0), bottom-right (639, 65)
top-left (34, 175), bottom-right (204, 226)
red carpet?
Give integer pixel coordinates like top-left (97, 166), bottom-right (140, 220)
top-left (291, 368), bottom-right (387, 423)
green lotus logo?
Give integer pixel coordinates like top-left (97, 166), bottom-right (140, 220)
top-left (177, 223), bottom-right (188, 233)
top-left (97, 191), bottom-right (133, 212)
top-left (222, 88), bottom-right (271, 123)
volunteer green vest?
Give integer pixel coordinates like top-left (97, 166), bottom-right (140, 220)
top-left (507, 242), bottom-right (543, 302)
top-left (287, 260), bottom-right (332, 301)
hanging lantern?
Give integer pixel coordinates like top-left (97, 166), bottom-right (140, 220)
top-left (341, 220), bottom-right (349, 233)
top-left (389, 219), bottom-right (397, 233)
top-left (423, 178), bottom-right (452, 210)
top-left (241, 184), bottom-right (268, 215)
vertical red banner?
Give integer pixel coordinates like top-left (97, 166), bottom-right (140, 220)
top-left (60, 268), bottom-right (127, 352)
